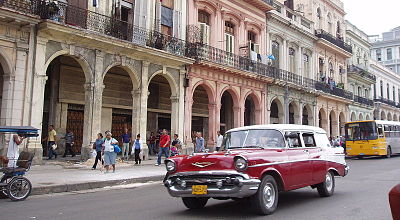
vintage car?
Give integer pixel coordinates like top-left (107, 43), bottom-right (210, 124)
top-left (163, 125), bottom-right (349, 215)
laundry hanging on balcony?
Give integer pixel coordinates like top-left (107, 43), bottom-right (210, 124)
top-left (260, 55), bottom-right (269, 65)
top-left (250, 51), bottom-right (258, 62)
top-left (93, 0), bottom-right (99, 7)
top-left (268, 54), bottom-right (276, 60)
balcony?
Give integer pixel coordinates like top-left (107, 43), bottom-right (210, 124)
top-left (243, 0), bottom-right (275, 11)
top-left (315, 81), bottom-right (353, 100)
top-left (270, 1), bottom-right (314, 34)
top-left (2, 0), bottom-right (192, 59)
top-left (354, 95), bottom-right (374, 107)
top-left (347, 65), bottom-right (376, 83)
top-left (375, 97), bottom-right (398, 108)
top-left (315, 29), bottom-right (352, 54)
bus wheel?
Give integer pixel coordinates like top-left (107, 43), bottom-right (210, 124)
top-left (385, 146), bottom-right (392, 158)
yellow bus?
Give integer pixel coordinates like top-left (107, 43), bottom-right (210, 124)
top-left (345, 120), bottom-right (400, 158)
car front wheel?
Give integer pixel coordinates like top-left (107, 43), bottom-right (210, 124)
top-left (317, 171), bottom-right (335, 197)
top-left (250, 175), bottom-right (279, 215)
top-left (182, 197), bottom-right (208, 209)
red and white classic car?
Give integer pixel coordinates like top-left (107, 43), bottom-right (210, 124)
top-left (163, 125), bottom-right (349, 215)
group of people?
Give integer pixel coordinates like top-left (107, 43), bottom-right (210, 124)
top-left (329, 136), bottom-right (346, 149)
top-left (192, 131), bottom-right (224, 152)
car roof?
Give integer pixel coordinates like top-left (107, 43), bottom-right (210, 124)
top-left (227, 124), bottom-right (327, 134)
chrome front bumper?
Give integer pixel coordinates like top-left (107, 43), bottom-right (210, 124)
top-left (164, 171), bottom-right (261, 198)
top-left (344, 165), bottom-right (350, 176)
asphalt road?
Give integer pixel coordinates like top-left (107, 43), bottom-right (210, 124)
top-left (1, 156), bottom-right (399, 220)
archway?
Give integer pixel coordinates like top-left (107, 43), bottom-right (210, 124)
top-left (270, 98), bottom-right (284, 124)
top-left (318, 108), bottom-right (327, 131)
top-left (302, 105), bottom-right (313, 125)
top-left (289, 101), bottom-right (299, 124)
top-left (42, 55), bottom-right (89, 156)
top-left (192, 84), bottom-right (212, 146)
top-left (387, 112), bottom-right (393, 121)
top-left (381, 111), bottom-right (386, 120)
top-left (366, 114), bottom-right (371, 120)
top-left (351, 112), bottom-right (357, 121)
top-left (244, 96), bottom-right (256, 126)
top-left (147, 74), bottom-right (173, 136)
top-left (103, 66), bottom-right (137, 152)
top-left (358, 113), bottom-right (364, 121)
top-left (329, 110), bottom-right (338, 138)
top-left (393, 114), bottom-right (398, 121)
top-left (220, 90), bottom-right (237, 133)
top-left (339, 112), bottom-right (345, 136)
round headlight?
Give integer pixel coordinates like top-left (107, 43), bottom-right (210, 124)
top-left (165, 160), bottom-right (176, 172)
top-left (234, 157), bottom-right (248, 171)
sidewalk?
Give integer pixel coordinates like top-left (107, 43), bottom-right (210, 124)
top-left (26, 156), bottom-right (166, 195)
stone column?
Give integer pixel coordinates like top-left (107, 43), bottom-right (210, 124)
top-left (284, 86), bottom-right (289, 124)
top-left (184, 96), bottom-right (194, 154)
top-left (297, 46), bottom-right (303, 76)
top-left (281, 40), bottom-right (287, 70)
top-left (178, 69), bottom-right (186, 142)
top-left (170, 96), bottom-right (180, 138)
top-left (207, 103), bottom-right (216, 148)
top-left (131, 90), bottom-right (141, 139)
top-left (26, 37), bottom-right (48, 163)
top-left (139, 61), bottom-right (150, 158)
top-left (298, 102), bottom-right (303, 125)
top-left (233, 106), bottom-right (241, 128)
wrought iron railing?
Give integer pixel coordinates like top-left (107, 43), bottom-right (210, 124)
top-left (354, 95), bottom-right (374, 107)
top-left (260, 0), bottom-right (274, 6)
top-left (314, 81), bottom-right (353, 100)
top-left (347, 65), bottom-right (376, 82)
top-left (315, 29), bottom-right (353, 54)
top-left (375, 97), bottom-right (397, 108)
top-left (0, 0), bottom-right (36, 14)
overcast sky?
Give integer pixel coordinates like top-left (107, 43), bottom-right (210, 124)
top-left (343, 0), bottom-right (400, 36)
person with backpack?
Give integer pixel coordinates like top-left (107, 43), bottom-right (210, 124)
top-left (133, 134), bottom-right (142, 165)
top-left (102, 131), bottom-right (118, 173)
top-left (92, 133), bottom-right (104, 170)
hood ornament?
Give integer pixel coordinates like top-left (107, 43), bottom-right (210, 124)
top-left (192, 162), bottom-right (215, 168)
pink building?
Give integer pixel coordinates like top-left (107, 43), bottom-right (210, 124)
top-left (184, 0), bottom-right (275, 150)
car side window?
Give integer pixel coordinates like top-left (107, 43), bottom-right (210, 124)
top-left (286, 132), bottom-right (302, 148)
top-left (302, 133), bottom-right (316, 147)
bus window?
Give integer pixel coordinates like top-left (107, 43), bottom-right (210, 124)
top-left (345, 121), bottom-right (378, 141)
top-left (377, 125), bottom-right (384, 138)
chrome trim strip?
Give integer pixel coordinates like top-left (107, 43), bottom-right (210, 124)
top-left (248, 159), bottom-right (347, 168)
top-left (169, 170), bottom-right (251, 179)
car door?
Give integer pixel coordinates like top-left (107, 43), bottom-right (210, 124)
top-left (286, 131), bottom-right (313, 188)
top-left (302, 132), bottom-right (325, 184)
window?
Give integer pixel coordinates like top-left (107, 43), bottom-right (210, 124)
top-left (225, 21), bottom-right (235, 53)
top-left (358, 86), bottom-right (362, 96)
top-left (365, 89), bottom-right (369, 98)
top-left (161, 0), bottom-right (174, 8)
top-left (223, 130), bottom-right (285, 149)
top-left (248, 31), bottom-right (259, 53)
top-left (303, 54), bottom-right (310, 77)
top-left (345, 122), bottom-right (378, 141)
top-left (198, 11), bottom-right (210, 45)
top-left (398, 89), bottom-right (400, 103)
top-left (393, 86), bottom-right (396, 102)
top-left (272, 41), bottom-right (280, 68)
top-left (376, 49), bottom-right (382, 61)
top-left (329, 62), bottom-right (334, 77)
top-left (380, 80), bottom-right (383, 97)
top-left (387, 83), bottom-right (390, 99)
top-left (387, 48), bottom-right (393, 60)
top-left (302, 133), bottom-right (316, 147)
top-left (161, 5), bottom-right (173, 36)
top-left (336, 21), bottom-right (341, 38)
top-left (286, 132), bottom-right (302, 148)
top-left (289, 48), bottom-right (295, 73)
top-left (327, 13), bottom-right (332, 34)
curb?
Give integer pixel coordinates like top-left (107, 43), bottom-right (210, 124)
top-left (31, 175), bottom-right (165, 195)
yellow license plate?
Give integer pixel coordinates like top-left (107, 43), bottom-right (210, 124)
top-left (192, 185), bottom-right (207, 195)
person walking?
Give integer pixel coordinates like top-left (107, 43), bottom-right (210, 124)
top-left (215, 131), bottom-right (223, 151)
top-left (102, 131), bottom-right (118, 173)
top-left (62, 130), bottom-right (75, 157)
top-left (170, 134), bottom-right (182, 156)
top-left (92, 133), bottom-right (104, 170)
top-left (133, 134), bottom-right (142, 165)
top-left (43, 125), bottom-right (58, 160)
top-left (195, 132), bottom-right (205, 153)
top-left (121, 128), bottom-right (131, 161)
top-left (156, 129), bottom-right (170, 166)
top-left (6, 133), bottom-right (26, 167)
top-left (148, 132), bottom-right (156, 155)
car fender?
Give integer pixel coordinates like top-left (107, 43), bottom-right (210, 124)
top-left (260, 167), bottom-right (287, 191)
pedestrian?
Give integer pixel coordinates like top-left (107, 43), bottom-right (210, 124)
top-left (102, 131), bottom-right (118, 173)
top-left (92, 133), bottom-right (104, 170)
top-left (195, 132), bottom-right (205, 153)
top-left (121, 128), bottom-right (131, 161)
top-left (62, 130), bottom-right (75, 157)
top-left (6, 133), bottom-right (26, 167)
top-left (171, 134), bottom-right (182, 156)
top-left (133, 134), bottom-right (142, 165)
top-left (148, 132), bottom-right (156, 155)
top-left (42, 125), bottom-right (58, 160)
top-left (155, 131), bottom-right (161, 154)
top-left (156, 129), bottom-right (170, 166)
top-left (216, 131), bottom-right (223, 151)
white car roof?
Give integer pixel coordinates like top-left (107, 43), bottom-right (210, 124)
top-left (227, 124), bottom-right (327, 134)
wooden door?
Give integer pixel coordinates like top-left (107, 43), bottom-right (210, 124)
top-left (67, 110), bottom-right (84, 154)
top-left (112, 113), bottom-right (132, 146)
top-left (65, 0), bottom-right (88, 28)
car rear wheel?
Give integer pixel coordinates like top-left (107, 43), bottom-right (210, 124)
top-left (182, 197), bottom-right (208, 209)
top-left (317, 171), bottom-right (335, 197)
top-left (250, 175), bottom-right (279, 215)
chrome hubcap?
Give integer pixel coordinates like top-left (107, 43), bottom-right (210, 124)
top-left (9, 178), bottom-right (30, 200)
top-left (325, 173), bottom-right (333, 192)
top-left (263, 183), bottom-right (276, 208)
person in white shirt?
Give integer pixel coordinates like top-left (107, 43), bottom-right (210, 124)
top-left (7, 133), bottom-right (26, 167)
top-left (216, 131), bottom-right (224, 151)
top-left (102, 131), bottom-right (118, 173)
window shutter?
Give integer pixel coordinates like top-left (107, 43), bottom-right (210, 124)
top-left (200, 23), bottom-right (210, 45)
top-left (254, 44), bottom-right (260, 53)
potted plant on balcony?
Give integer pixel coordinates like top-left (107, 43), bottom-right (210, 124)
top-left (337, 83), bottom-right (344, 89)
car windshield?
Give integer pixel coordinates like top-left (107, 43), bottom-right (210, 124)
top-left (222, 129), bottom-right (285, 149)
top-left (345, 121), bottom-right (378, 141)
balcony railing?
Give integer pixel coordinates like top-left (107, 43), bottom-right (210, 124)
top-left (314, 81), bottom-right (353, 100)
top-left (261, 0), bottom-right (274, 6)
top-left (0, 0), bottom-right (36, 14)
top-left (375, 97), bottom-right (398, 108)
top-left (347, 65), bottom-right (376, 82)
top-left (354, 95), bottom-right (374, 107)
top-left (315, 29), bottom-right (352, 54)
